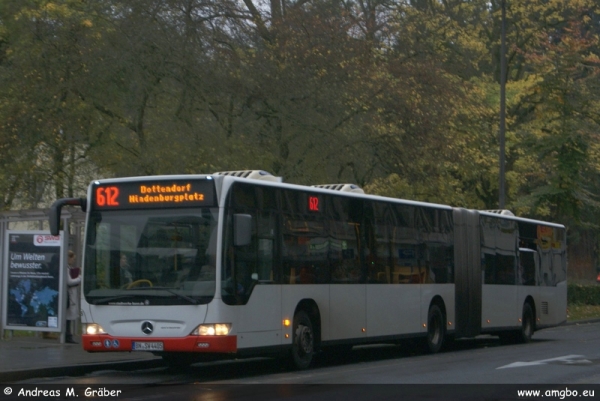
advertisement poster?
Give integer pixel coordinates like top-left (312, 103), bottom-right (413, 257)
top-left (2, 231), bottom-right (63, 331)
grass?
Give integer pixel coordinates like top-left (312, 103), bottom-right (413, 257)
top-left (567, 304), bottom-right (600, 322)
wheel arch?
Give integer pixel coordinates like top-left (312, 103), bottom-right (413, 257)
top-left (430, 295), bottom-right (447, 319)
top-left (294, 299), bottom-right (322, 349)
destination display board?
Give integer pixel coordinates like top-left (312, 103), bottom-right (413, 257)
top-left (91, 179), bottom-right (217, 210)
top-left (2, 231), bottom-right (63, 331)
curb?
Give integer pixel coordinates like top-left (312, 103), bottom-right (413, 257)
top-left (0, 359), bottom-right (165, 383)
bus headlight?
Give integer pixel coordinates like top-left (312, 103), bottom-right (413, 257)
top-left (191, 323), bottom-right (231, 336)
top-left (85, 323), bottom-right (107, 335)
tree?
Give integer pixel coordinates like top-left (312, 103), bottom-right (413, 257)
top-left (0, 0), bottom-right (108, 207)
top-left (518, 18), bottom-right (600, 223)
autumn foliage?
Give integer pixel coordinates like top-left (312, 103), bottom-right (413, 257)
top-left (0, 0), bottom-right (599, 277)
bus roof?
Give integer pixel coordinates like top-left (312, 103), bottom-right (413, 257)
top-left (89, 172), bottom-right (565, 228)
top-left (479, 210), bottom-right (565, 229)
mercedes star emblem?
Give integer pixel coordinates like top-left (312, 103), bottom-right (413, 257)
top-left (141, 321), bottom-right (154, 335)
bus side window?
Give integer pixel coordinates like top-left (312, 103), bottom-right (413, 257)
top-left (519, 251), bottom-right (536, 286)
top-left (257, 212), bottom-right (275, 282)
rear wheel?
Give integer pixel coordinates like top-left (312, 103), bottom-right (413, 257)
top-left (290, 310), bottom-right (315, 369)
top-left (498, 302), bottom-right (535, 344)
top-left (426, 304), bottom-right (446, 353)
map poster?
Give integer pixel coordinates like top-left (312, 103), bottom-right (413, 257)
top-left (2, 231), bottom-right (63, 331)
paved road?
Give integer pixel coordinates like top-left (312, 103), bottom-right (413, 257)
top-left (12, 322), bottom-right (600, 385)
top-left (197, 321), bottom-right (600, 385)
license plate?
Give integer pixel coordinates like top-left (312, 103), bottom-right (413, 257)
top-left (132, 341), bottom-right (163, 351)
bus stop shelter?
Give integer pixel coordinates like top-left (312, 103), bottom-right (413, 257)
top-left (0, 208), bottom-right (85, 339)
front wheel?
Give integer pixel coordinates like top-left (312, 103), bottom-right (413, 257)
top-left (518, 303), bottom-right (535, 343)
top-left (426, 304), bottom-right (446, 353)
top-left (290, 310), bottom-right (315, 369)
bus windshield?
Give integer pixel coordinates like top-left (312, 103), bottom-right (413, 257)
top-left (83, 208), bottom-right (218, 305)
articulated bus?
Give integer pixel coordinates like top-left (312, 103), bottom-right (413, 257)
top-left (49, 170), bottom-right (567, 369)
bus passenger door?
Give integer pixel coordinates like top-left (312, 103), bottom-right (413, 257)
top-left (327, 196), bottom-right (368, 341)
top-left (230, 209), bottom-right (282, 349)
top-left (480, 216), bottom-right (519, 331)
top-left (481, 252), bottom-right (519, 329)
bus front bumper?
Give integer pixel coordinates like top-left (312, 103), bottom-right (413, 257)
top-left (82, 335), bottom-right (237, 353)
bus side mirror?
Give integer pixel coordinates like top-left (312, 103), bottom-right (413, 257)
top-left (233, 214), bottom-right (252, 247)
top-left (49, 198), bottom-right (87, 235)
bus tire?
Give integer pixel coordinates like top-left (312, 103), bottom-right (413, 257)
top-left (290, 310), bottom-right (315, 370)
top-left (518, 303), bottom-right (534, 343)
top-left (426, 304), bottom-right (446, 353)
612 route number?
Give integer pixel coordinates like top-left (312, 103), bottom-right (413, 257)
top-left (96, 186), bottom-right (120, 207)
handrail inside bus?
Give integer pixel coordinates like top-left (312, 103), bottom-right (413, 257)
top-left (49, 197), bottom-right (87, 235)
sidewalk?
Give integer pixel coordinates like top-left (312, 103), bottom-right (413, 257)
top-left (0, 334), bottom-right (163, 382)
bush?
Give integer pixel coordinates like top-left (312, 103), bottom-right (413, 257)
top-left (568, 283), bottom-right (600, 305)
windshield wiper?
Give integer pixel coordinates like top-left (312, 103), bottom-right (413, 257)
top-left (125, 286), bottom-right (199, 304)
top-left (90, 295), bottom-right (136, 305)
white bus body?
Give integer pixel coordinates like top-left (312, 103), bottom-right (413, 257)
top-left (49, 171), bottom-right (567, 368)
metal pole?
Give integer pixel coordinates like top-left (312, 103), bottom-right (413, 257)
top-left (499, 0), bottom-right (507, 209)
top-left (0, 218), bottom-right (4, 339)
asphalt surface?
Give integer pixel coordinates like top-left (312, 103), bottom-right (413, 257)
top-left (0, 334), bottom-right (163, 383)
top-left (2, 318), bottom-right (599, 383)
